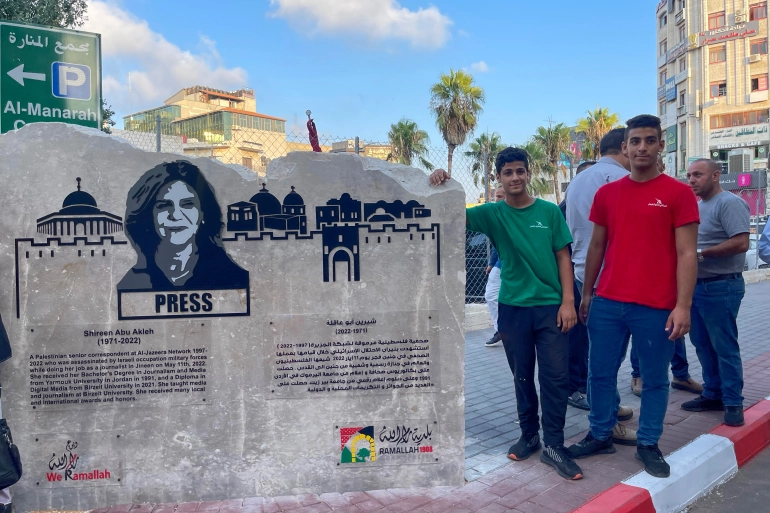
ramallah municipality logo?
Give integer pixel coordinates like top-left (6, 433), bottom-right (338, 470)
top-left (530, 221), bottom-right (548, 229)
top-left (340, 426), bottom-right (376, 463)
top-left (648, 198), bottom-right (668, 208)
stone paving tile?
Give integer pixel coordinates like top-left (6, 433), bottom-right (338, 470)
top-left (81, 280), bottom-right (770, 513)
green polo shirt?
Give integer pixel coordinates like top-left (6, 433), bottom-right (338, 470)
top-left (467, 198), bottom-right (572, 307)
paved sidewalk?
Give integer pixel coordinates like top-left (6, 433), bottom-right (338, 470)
top-left (90, 281), bottom-right (770, 513)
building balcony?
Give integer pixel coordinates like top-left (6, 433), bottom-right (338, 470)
top-left (678, 105), bottom-right (687, 117)
top-left (675, 9), bottom-right (685, 25)
top-left (749, 90), bottom-right (769, 103)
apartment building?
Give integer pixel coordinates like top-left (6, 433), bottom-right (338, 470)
top-left (656, 0), bottom-right (768, 174)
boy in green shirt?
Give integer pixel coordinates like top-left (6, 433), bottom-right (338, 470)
top-left (430, 147), bottom-right (581, 480)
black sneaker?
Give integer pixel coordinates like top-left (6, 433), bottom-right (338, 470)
top-left (485, 332), bottom-right (502, 347)
top-left (635, 444), bottom-right (670, 478)
top-left (540, 445), bottom-right (583, 480)
top-left (566, 431), bottom-right (615, 459)
top-left (567, 391), bottom-right (590, 411)
top-left (681, 395), bottom-right (725, 412)
top-left (724, 405), bottom-right (745, 427)
top-left (507, 434), bottom-right (540, 461)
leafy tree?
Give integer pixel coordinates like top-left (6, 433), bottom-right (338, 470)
top-left (576, 107), bottom-right (620, 160)
top-left (532, 122), bottom-right (573, 203)
top-left (429, 69), bottom-right (485, 177)
top-left (101, 99), bottom-right (115, 134)
top-left (387, 118), bottom-right (434, 170)
top-left (464, 132), bottom-right (506, 187)
top-left (519, 140), bottom-right (553, 198)
top-left (0, 0), bottom-right (88, 28)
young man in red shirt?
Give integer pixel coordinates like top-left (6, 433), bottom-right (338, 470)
top-left (567, 115), bottom-right (699, 478)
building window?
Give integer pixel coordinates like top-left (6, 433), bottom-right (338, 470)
top-left (678, 0), bottom-right (686, 9)
top-left (660, 13), bottom-right (668, 28)
top-left (750, 3), bottom-right (767, 20)
top-left (660, 70), bottom-right (668, 85)
top-left (679, 90), bottom-right (686, 107)
top-left (710, 81), bottom-right (727, 98)
top-left (709, 45), bottom-right (726, 63)
top-left (708, 12), bottom-right (725, 29)
top-left (660, 39), bottom-right (668, 56)
top-left (679, 57), bottom-right (686, 73)
top-left (659, 101), bottom-right (667, 116)
top-left (751, 38), bottom-right (768, 55)
top-left (709, 109), bottom-right (770, 129)
top-left (679, 25), bottom-right (686, 42)
top-left (751, 75), bottom-right (769, 91)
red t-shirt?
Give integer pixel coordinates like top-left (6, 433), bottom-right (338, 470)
top-left (589, 174), bottom-right (700, 310)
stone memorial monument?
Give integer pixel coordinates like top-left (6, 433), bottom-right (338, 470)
top-left (0, 124), bottom-right (466, 510)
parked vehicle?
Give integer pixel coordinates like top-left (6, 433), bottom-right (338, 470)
top-left (745, 234), bottom-right (769, 271)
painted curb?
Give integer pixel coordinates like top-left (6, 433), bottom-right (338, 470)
top-left (571, 398), bottom-right (770, 513)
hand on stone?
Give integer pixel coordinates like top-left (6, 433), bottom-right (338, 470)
top-left (429, 169), bottom-right (450, 185)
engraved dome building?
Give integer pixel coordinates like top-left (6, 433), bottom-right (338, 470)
top-left (36, 178), bottom-right (123, 237)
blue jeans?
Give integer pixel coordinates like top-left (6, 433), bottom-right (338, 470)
top-left (690, 277), bottom-right (745, 406)
top-left (631, 337), bottom-right (689, 380)
top-left (587, 297), bottom-right (675, 446)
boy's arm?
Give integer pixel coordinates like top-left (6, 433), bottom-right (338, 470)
top-left (428, 169), bottom-right (469, 226)
top-left (667, 222), bottom-right (698, 340)
top-left (555, 246), bottom-right (576, 333)
top-left (579, 224), bottom-right (607, 324)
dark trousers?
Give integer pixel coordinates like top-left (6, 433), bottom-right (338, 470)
top-left (498, 302), bottom-right (569, 447)
top-left (569, 279), bottom-right (589, 395)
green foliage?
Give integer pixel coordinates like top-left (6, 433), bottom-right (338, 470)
top-left (519, 140), bottom-right (554, 198)
top-left (464, 132), bottom-right (506, 188)
top-left (0, 0), bottom-right (88, 28)
top-left (532, 122), bottom-right (573, 203)
top-left (387, 118), bottom-right (434, 171)
top-left (101, 99), bottom-right (115, 134)
top-left (429, 69), bottom-right (485, 177)
top-left (576, 107), bottom-right (620, 160)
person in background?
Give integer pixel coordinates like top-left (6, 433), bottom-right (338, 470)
top-left (628, 155), bottom-right (703, 397)
top-left (568, 115), bottom-right (699, 478)
top-left (683, 159), bottom-right (750, 426)
top-left (759, 220), bottom-right (770, 264)
top-left (559, 161), bottom-right (596, 410)
top-left (563, 131), bottom-right (636, 447)
top-left (430, 147), bottom-right (583, 480)
top-left (484, 186), bottom-right (506, 346)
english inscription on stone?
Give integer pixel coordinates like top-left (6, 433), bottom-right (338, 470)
top-left (0, 124), bottom-right (465, 510)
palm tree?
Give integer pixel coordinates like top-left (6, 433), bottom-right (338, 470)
top-left (576, 107), bottom-right (620, 160)
top-left (532, 122), bottom-right (573, 203)
top-left (387, 118), bottom-right (434, 170)
top-left (519, 140), bottom-right (554, 198)
top-left (464, 132), bottom-right (506, 187)
top-left (429, 69), bottom-right (485, 177)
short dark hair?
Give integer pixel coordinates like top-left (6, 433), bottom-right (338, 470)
top-left (624, 115), bottom-right (662, 141)
top-left (599, 127), bottom-right (626, 155)
top-left (495, 147), bottom-right (530, 174)
top-left (576, 161), bottom-right (597, 174)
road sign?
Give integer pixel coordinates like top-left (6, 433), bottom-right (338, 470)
top-left (0, 21), bottom-right (101, 134)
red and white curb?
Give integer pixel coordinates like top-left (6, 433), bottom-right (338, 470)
top-left (573, 397), bottom-right (770, 513)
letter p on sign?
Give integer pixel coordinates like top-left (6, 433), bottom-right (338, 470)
top-left (51, 62), bottom-right (91, 100)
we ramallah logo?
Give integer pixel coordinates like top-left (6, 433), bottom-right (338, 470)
top-left (46, 439), bottom-right (112, 482)
top-left (648, 198), bottom-right (668, 208)
top-left (530, 221), bottom-right (548, 229)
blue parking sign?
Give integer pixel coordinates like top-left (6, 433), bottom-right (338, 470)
top-left (51, 62), bottom-right (91, 100)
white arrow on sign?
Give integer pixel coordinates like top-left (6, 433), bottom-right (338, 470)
top-left (7, 64), bottom-right (46, 86)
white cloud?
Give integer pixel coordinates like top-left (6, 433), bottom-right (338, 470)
top-left (469, 61), bottom-right (489, 73)
top-left (268, 0), bottom-right (452, 50)
top-left (83, 1), bottom-right (247, 114)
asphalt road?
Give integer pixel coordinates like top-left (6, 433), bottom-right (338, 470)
top-left (686, 445), bottom-right (770, 512)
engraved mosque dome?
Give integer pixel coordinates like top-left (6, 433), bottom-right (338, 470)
top-left (60, 178), bottom-right (100, 214)
top-left (283, 186), bottom-right (304, 206)
top-left (249, 184), bottom-right (281, 215)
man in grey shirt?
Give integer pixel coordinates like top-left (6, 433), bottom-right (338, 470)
top-left (683, 159), bottom-right (750, 426)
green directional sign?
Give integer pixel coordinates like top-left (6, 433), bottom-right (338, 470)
top-left (0, 21), bottom-right (101, 133)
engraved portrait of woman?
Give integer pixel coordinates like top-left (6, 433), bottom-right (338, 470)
top-left (117, 160), bottom-right (248, 291)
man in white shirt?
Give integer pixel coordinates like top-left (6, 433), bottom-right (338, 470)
top-left (565, 128), bottom-right (636, 446)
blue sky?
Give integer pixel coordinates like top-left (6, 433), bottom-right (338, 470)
top-left (85, 0), bottom-right (658, 146)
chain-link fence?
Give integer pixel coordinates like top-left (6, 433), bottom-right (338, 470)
top-left (111, 116), bottom-right (495, 304)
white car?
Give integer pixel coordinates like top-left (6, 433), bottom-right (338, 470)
top-left (745, 234), bottom-right (769, 271)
